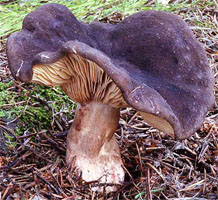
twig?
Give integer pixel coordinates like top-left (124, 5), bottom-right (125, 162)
top-left (146, 167), bottom-right (152, 200)
top-left (36, 172), bottom-right (60, 195)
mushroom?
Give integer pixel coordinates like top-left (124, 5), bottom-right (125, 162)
top-left (6, 3), bottom-right (214, 191)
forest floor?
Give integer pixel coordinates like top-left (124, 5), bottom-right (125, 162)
top-left (0, 0), bottom-right (217, 199)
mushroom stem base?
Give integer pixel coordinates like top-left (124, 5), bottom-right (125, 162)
top-left (66, 102), bottom-right (124, 192)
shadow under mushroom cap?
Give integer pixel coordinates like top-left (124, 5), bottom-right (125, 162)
top-left (6, 3), bottom-right (214, 140)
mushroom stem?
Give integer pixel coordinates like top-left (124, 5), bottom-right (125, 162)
top-left (66, 102), bottom-right (124, 191)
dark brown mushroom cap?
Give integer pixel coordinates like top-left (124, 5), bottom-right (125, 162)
top-left (6, 3), bottom-right (214, 139)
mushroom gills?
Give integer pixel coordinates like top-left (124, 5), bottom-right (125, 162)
top-left (32, 53), bottom-right (128, 108)
top-left (140, 112), bottom-right (175, 138)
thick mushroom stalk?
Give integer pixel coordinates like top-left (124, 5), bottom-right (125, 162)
top-left (66, 102), bottom-right (124, 191)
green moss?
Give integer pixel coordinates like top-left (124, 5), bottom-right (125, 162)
top-left (0, 110), bottom-right (6, 118)
top-left (3, 131), bottom-right (17, 148)
top-left (0, 83), bottom-right (75, 137)
top-left (0, 81), bottom-right (14, 90)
